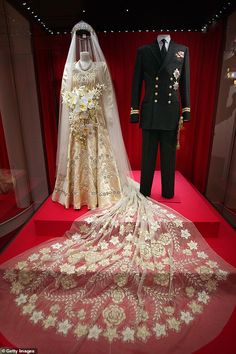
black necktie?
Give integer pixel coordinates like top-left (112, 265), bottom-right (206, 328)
top-left (160, 39), bottom-right (167, 60)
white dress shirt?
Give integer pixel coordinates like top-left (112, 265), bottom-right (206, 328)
top-left (157, 35), bottom-right (171, 51)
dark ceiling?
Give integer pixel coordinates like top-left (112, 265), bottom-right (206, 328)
top-left (7, 0), bottom-right (236, 33)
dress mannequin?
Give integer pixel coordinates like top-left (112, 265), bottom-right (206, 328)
top-left (78, 51), bottom-right (93, 71)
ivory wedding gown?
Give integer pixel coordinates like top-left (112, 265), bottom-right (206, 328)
top-left (52, 61), bottom-right (122, 209)
top-left (0, 21), bottom-right (235, 354)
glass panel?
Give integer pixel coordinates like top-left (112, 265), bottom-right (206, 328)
top-left (0, 0), bottom-right (49, 239)
top-left (206, 10), bottom-right (236, 228)
top-left (222, 132), bottom-right (236, 227)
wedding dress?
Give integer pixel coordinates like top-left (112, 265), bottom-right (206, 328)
top-left (52, 59), bottom-right (122, 209)
top-left (0, 21), bottom-right (235, 354)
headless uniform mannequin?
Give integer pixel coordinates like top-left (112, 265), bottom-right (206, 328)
top-left (142, 34), bottom-right (177, 198)
top-left (130, 33), bottom-right (190, 198)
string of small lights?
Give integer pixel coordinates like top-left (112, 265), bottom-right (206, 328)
top-left (21, 1), bottom-right (53, 33)
top-left (201, 1), bottom-right (232, 32)
top-left (19, 1), bottom-right (233, 34)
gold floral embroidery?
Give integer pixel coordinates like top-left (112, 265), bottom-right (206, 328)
top-left (196, 265), bottom-right (213, 281)
top-left (111, 288), bottom-right (125, 303)
top-left (18, 270), bottom-right (35, 285)
top-left (153, 323), bottom-right (166, 338)
top-left (43, 315), bottom-right (57, 329)
top-left (103, 304), bottom-right (126, 326)
top-left (30, 311), bottom-right (44, 324)
top-left (122, 327), bottom-right (135, 342)
top-left (154, 273), bottom-right (170, 287)
top-left (180, 311), bottom-right (194, 324)
top-left (74, 323), bottom-right (88, 338)
top-left (57, 319), bottom-right (72, 335)
top-left (188, 301), bottom-right (203, 314)
top-left (152, 242), bottom-right (166, 258)
top-left (77, 309), bottom-right (86, 320)
top-left (206, 279), bottom-right (218, 292)
top-left (103, 327), bottom-right (118, 342)
top-left (159, 233), bottom-right (172, 245)
top-left (140, 244), bottom-right (152, 260)
top-left (22, 303), bottom-right (35, 315)
top-left (114, 273), bottom-right (128, 287)
top-left (185, 286), bottom-right (195, 298)
top-left (10, 282), bottom-right (24, 295)
top-left (50, 304), bottom-right (60, 314)
top-left (56, 275), bottom-right (78, 290)
top-left (88, 325), bottom-right (102, 340)
top-left (164, 306), bottom-right (175, 316)
top-left (136, 325), bottom-right (151, 341)
top-left (167, 317), bottom-right (181, 332)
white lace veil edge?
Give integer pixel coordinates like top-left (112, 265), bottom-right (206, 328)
top-left (55, 20), bottom-right (133, 190)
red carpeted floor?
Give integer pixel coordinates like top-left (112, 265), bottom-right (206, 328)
top-left (0, 171), bottom-right (236, 353)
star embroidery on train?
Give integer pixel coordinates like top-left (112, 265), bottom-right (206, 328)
top-left (175, 51), bottom-right (184, 59)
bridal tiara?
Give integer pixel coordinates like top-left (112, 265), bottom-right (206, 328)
top-left (71, 20), bottom-right (95, 35)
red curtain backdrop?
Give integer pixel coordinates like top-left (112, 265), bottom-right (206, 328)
top-left (32, 23), bottom-right (224, 193)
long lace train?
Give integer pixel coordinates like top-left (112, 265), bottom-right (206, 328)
top-left (0, 181), bottom-right (236, 354)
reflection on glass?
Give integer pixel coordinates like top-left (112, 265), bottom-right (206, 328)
top-left (206, 11), bottom-right (236, 228)
top-left (0, 0), bottom-right (48, 242)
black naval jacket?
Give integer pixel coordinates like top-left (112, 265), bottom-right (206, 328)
top-left (130, 40), bottom-right (190, 130)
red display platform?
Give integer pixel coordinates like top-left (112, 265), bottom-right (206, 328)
top-left (34, 171), bottom-right (220, 238)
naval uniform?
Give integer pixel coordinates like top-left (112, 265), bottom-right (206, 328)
top-left (130, 38), bottom-right (190, 198)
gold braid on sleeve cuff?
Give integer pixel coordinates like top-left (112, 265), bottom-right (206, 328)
top-left (130, 107), bottom-right (140, 115)
top-left (182, 107), bottom-right (190, 113)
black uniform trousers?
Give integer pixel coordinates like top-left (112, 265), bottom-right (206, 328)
top-left (140, 129), bottom-right (177, 198)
